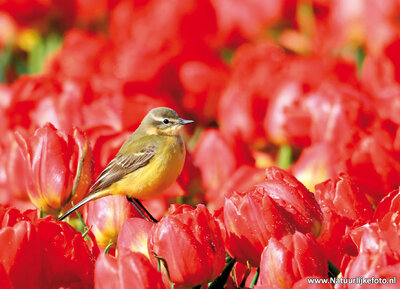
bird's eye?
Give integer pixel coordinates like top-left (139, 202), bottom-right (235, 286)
top-left (163, 119), bottom-right (169, 124)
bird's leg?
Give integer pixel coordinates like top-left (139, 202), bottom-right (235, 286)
top-left (126, 197), bottom-right (158, 223)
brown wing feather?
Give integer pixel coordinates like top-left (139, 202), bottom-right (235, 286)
top-left (89, 145), bottom-right (157, 194)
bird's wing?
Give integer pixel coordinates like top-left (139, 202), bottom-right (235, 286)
top-left (89, 144), bottom-right (157, 194)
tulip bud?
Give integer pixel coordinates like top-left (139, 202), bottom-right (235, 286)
top-left (16, 123), bottom-right (93, 216)
top-left (259, 232), bottom-right (328, 289)
top-left (84, 195), bottom-right (141, 248)
top-left (95, 251), bottom-right (166, 289)
top-left (149, 204), bottom-right (225, 288)
top-left (223, 190), bottom-right (295, 267)
top-left (263, 167), bottom-right (324, 237)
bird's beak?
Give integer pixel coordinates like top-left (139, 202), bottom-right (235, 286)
top-left (179, 119), bottom-right (194, 125)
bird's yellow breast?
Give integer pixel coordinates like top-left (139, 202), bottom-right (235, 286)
top-left (107, 135), bottom-right (185, 199)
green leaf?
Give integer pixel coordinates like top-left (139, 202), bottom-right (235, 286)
top-left (277, 144), bottom-right (292, 169)
top-left (208, 258), bottom-right (236, 289)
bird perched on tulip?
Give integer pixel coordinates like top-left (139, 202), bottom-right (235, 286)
top-left (58, 107), bottom-right (193, 222)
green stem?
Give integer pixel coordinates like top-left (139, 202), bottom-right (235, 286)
top-left (82, 226), bottom-right (92, 239)
top-left (277, 144), bottom-right (292, 169)
top-left (74, 204), bottom-right (88, 231)
top-left (238, 262), bottom-right (252, 289)
top-left (249, 267), bottom-right (260, 289)
top-left (328, 260), bottom-right (341, 278)
top-left (104, 240), bottom-right (113, 254)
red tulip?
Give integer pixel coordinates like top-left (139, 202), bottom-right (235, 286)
top-left (345, 122), bottom-right (400, 204)
top-left (0, 206), bottom-right (38, 228)
top-left (0, 221), bottom-right (41, 289)
top-left (0, 205), bottom-right (97, 289)
top-left (84, 195), bottom-right (141, 248)
top-left (16, 123), bottom-right (93, 216)
top-left (316, 172), bottom-right (373, 222)
top-left (223, 188), bottom-right (295, 266)
top-left (315, 173), bottom-right (373, 264)
top-left (262, 167), bottom-right (324, 237)
top-left (37, 220), bottom-right (97, 289)
top-left (149, 204), bottom-right (225, 287)
top-left (258, 232), bottom-right (328, 289)
top-left (117, 217), bottom-right (154, 258)
top-left (340, 222), bottom-right (400, 282)
top-left (95, 251), bottom-right (166, 289)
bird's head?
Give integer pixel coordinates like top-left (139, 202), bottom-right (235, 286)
top-left (141, 107), bottom-right (194, 136)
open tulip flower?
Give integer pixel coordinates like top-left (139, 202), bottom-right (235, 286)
top-left (2, 1), bottom-right (400, 288)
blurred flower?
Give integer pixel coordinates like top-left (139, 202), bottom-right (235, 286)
top-left (192, 128), bottom-right (253, 208)
top-left (0, 131), bottom-right (32, 206)
top-left (6, 75), bottom-right (62, 131)
top-left (264, 77), bottom-right (372, 148)
top-left (95, 251), bottom-right (166, 289)
top-left (16, 123), bottom-right (93, 216)
top-left (211, 0), bottom-right (284, 45)
top-left (0, 0), bottom-right (76, 29)
top-left (84, 195), bottom-right (141, 248)
top-left (149, 204), bottom-right (225, 287)
top-left (258, 232), bottom-right (328, 289)
top-left (223, 188), bottom-right (295, 266)
top-left (361, 54), bottom-right (400, 126)
top-left (117, 217), bottom-right (154, 258)
top-left (218, 43), bottom-right (283, 144)
top-left (207, 165), bottom-right (265, 210)
top-left (291, 142), bottom-right (345, 192)
top-left (345, 121), bottom-right (400, 204)
top-left (47, 30), bottom-right (110, 83)
top-left (179, 58), bottom-right (229, 124)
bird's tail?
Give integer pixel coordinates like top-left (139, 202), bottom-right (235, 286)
top-left (57, 192), bottom-right (102, 221)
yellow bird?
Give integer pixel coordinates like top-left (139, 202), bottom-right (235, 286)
top-left (58, 107), bottom-right (193, 222)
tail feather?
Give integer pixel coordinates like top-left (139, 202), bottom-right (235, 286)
top-left (57, 193), bottom-right (100, 221)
